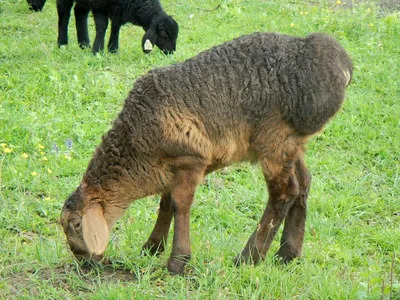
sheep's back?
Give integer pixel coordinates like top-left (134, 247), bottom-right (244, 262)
top-left (118, 32), bottom-right (352, 162)
top-left (88, 32), bottom-right (352, 190)
top-left (149, 33), bottom-right (352, 136)
top-left (150, 33), bottom-right (291, 136)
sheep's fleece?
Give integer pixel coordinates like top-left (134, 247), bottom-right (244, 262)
top-left (61, 32), bottom-right (353, 274)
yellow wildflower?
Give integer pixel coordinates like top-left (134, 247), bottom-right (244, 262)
top-left (40, 151), bottom-right (45, 156)
top-left (42, 156), bottom-right (48, 161)
top-left (369, 23), bottom-right (374, 27)
top-left (336, 0), bottom-right (341, 4)
top-left (45, 197), bottom-right (51, 201)
top-left (47, 168), bottom-right (52, 174)
top-left (0, 143), bottom-right (6, 148)
top-left (22, 153), bottom-right (29, 159)
top-left (31, 171), bottom-right (38, 176)
top-left (4, 147), bottom-right (13, 154)
top-left (38, 144), bottom-right (45, 149)
top-left (300, 11), bottom-right (304, 15)
top-left (290, 23), bottom-right (295, 27)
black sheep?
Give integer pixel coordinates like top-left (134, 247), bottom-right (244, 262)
top-left (57, 0), bottom-right (179, 54)
top-left (60, 32), bottom-right (353, 274)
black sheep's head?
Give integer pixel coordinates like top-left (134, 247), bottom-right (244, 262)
top-left (142, 15), bottom-right (179, 55)
top-left (26, 0), bottom-right (46, 11)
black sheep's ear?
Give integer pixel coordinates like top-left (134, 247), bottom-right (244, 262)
top-left (142, 26), bottom-right (157, 54)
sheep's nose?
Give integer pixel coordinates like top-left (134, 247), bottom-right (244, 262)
top-left (73, 249), bottom-right (103, 261)
top-left (91, 253), bottom-right (103, 261)
top-left (163, 48), bottom-right (175, 55)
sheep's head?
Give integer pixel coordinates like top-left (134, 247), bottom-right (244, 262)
top-left (142, 15), bottom-right (179, 55)
top-left (60, 187), bottom-right (109, 261)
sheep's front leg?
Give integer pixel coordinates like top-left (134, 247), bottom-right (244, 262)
top-left (108, 21), bottom-right (122, 53)
top-left (74, 4), bottom-right (90, 49)
top-left (167, 163), bottom-right (205, 274)
top-left (57, 0), bottom-right (73, 46)
top-left (92, 10), bottom-right (109, 54)
top-left (142, 193), bottom-right (173, 255)
top-left (235, 159), bottom-right (299, 265)
top-left (276, 158), bottom-right (311, 263)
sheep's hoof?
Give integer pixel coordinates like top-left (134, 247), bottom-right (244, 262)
top-left (108, 46), bottom-right (119, 54)
top-left (275, 245), bottom-right (301, 264)
top-left (167, 255), bottom-right (191, 275)
top-left (78, 43), bottom-right (90, 50)
top-left (142, 240), bottom-right (165, 256)
top-left (234, 248), bottom-right (263, 267)
top-left (233, 254), bottom-right (253, 267)
top-left (233, 254), bottom-right (244, 267)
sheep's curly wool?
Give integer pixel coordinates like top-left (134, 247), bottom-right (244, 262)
top-left (61, 32), bottom-right (352, 274)
top-left (84, 32), bottom-right (352, 188)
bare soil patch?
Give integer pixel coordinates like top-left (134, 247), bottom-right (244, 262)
top-left (5, 262), bottom-right (136, 296)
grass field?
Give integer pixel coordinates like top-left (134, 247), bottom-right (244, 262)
top-left (1, 0), bottom-right (399, 298)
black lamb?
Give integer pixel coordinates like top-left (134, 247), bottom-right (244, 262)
top-left (60, 32), bottom-right (353, 275)
top-left (57, 0), bottom-right (179, 54)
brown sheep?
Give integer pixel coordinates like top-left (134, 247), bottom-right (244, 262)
top-left (60, 32), bottom-right (353, 274)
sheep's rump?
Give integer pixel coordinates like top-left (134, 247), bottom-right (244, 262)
top-left (129, 32), bottom-right (352, 137)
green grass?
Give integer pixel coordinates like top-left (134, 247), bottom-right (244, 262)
top-left (1, 0), bottom-right (399, 298)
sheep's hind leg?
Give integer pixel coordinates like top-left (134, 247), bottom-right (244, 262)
top-left (167, 160), bottom-right (206, 274)
top-left (74, 4), bottom-right (90, 49)
top-left (57, 0), bottom-right (73, 46)
top-left (108, 22), bottom-right (122, 53)
top-left (142, 193), bottom-right (173, 255)
top-left (234, 159), bottom-right (299, 266)
top-left (92, 10), bottom-right (108, 54)
top-left (276, 158), bottom-right (311, 263)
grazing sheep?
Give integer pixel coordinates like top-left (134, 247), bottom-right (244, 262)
top-left (57, 0), bottom-right (179, 54)
top-left (27, 0), bottom-right (46, 11)
top-left (60, 32), bottom-right (353, 274)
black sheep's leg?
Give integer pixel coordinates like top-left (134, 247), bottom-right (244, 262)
top-left (74, 3), bottom-right (90, 49)
top-left (142, 193), bottom-right (173, 255)
top-left (108, 21), bottom-right (122, 53)
top-left (92, 10), bottom-right (109, 54)
top-left (27, 0), bottom-right (46, 12)
top-left (57, 0), bottom-right (73, 46)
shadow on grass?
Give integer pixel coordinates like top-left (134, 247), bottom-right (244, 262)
top-left (5, 260), bottom-right (138, 296)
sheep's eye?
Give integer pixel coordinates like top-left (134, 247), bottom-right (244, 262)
top-left (159, 31), bottom-right (168, 38)
top-left (68, 221), bottom-right (81, 234)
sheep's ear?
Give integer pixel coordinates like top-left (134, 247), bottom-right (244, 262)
top-left (82, 205), bottom-right (109, 256)
top-left (142, 26), bottom-right (157, 53)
